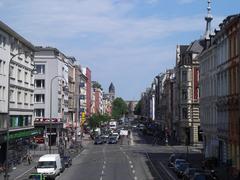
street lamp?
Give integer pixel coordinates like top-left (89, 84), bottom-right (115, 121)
top-left (5, 51), bottom-right (35, 180)
top-left (49, 75), bottom-right (68, 154)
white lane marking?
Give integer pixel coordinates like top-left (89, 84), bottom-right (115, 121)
top-left (14, 166), bottom-right (34, 180)
top-left (130, 165), bottom-right (134, 169)
top-left (132, 170), bottom-right (135, 174)
top-left (104, 161), bottom-right (106, 164)
top-left (134, 177), bottom-right (138, 180)
top-left (145, 152), bottom-right (162, 180)
top-left (129, 161), bottom-right (132, 164)
top-left (103, 165), bottom-right (106, 169)
top-left (126, 155), bottom-right (129, 159)
top-left (100, 176), bottom-right (103, 180)
top-left (158, 162), bottom-right (176, 180)
top-left (102, 170), bottom-right (104, 175)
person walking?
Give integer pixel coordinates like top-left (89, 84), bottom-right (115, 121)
top-left (27, 153), bottom-right (32, 165)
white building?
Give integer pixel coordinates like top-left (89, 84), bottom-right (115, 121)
top-left (0, 20), bottom-right (36, 164)
top-left (34, 47), bottom-right (69, 146)
top-left (199, 40), bottom-right (218, 158)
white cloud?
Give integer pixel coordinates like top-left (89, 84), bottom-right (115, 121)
top-left (0, 0), bottom-right (217, 99)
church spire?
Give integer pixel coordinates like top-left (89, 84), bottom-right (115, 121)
top-left (204, 0), bottom-right (213, 39)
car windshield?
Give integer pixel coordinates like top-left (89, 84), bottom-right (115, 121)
top-left (28, 174), bottom-right (42, 180)
top-left (37, 161), bottom-right (56, 168)
top-left (176, 159), bottom-right (186, 165)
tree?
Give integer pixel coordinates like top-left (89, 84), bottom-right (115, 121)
top-left (111, 97), bottom-right (128, 119)
top-left (134, 100), bottom-right (141, 115)
top-left (92, 81), bottom-right (102, 90)
top-left (88, 113), bottom-right (111, 130)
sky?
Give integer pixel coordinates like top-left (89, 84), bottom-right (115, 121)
top-left (0, 0), bottom-right (239, 100)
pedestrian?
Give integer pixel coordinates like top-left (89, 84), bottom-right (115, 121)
top-left (27, 153), bottom-right (32, 165)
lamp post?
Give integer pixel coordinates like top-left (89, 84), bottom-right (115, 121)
top-left (49, 76), bottom-right (68, 154)
top-left (5, 51), bottom-right (35, 180)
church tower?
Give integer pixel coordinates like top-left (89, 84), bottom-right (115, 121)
top-left (204, 0), bottom-right (213, 39)
top-left (109, 82), bottom-right (115, 101)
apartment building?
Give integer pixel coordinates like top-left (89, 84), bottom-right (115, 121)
top-left (0, 20), bottom-right (37, 164)
top-left (34, 47), bottom-right (69, 146)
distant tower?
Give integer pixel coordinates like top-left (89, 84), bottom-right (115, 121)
top-left (109, 82), bottom-right (115, 101)
top-left (204, 0), bottom-right (213, 39)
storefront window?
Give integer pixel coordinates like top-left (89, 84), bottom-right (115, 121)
top-left (10, 115), bottom-right (32, 128)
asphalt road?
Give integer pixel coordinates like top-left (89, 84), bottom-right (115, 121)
top-left (52, 129), bottom-right (203, 180)
top-left (58, 136), bottom-right (151, 180)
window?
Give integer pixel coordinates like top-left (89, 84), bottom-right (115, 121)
top-left (10, 90), bottom-right (14, 102)
top-left (182, 107), bottom-right (188, 119)
top-left (182, 89), bottom-right (187, 100)
top-left (80, 82), bottom-right (85, 87)
top-left (0, 34), bottom-right (6, 48)
top-left (182, 71), bottom-right (187, 82)
top-left (35, 79), bottom-right (45, 88)
top-left (58, 99), bottom-right (61, 113)
top-left (34, 94), bottom-right (45, 103)
top-left (35, 64), bottom-right (45, 74)
top-left (24, 93), bottom-right (28, 104)
top-left (9, 66), bottom-right (14, 78)
top-left (30, 94), bottom-right (33, 105)
top-left (35, 109), bottom-right (45, 117)
top-left (80, 95), bottom-right (85, 100)
top-left (17, 91), bottom-right (22, 103)
top-left (18, 69), bottom-right (22, 82)
top-left (24, 72), bottom-right (28, 83)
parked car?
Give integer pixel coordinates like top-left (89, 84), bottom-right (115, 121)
top-left (94, 136), bottom-right (104, 145)
top-left (108, 136), bottom-right (118, 144)
top-left (100, 135), bottom-right (108, 143)
top-left (111, 132), bottom-right (120, 140)
top-left (174, 159), bottom-right (186, 172)
top-left (190, 172), bottom-right (213, 180)
top-left (176, 162), bottom-right (190, 178)
top-left (168, 154), bottom-right (176, 167)
top-left (182, 168), bottom-right (205, 180)
top-left (61, 155), bottom-right (72, 168)
top-left (60, 158), bottom-right (65, 173)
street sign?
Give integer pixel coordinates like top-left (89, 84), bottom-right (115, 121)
top-left (80, 112), bottom-right (86, 126)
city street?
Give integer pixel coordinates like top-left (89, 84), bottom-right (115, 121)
top-left (56, 129), bottom-right (203, 180)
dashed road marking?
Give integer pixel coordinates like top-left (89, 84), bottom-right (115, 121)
top-left (134, 176), bottom-right (138, 180)
top-left (130, 165), bottom-right (134, 169)
top-left (129, 161), bottom-right (132, 164)
top-left (103, 165), bottom-right (105, 169)
top-left (102, 170), bottom-right (104, 175)
top-left (132, 170), bottom-right (135, 174)
top-left (158, 162), bottom-right (175, 180)
top-left (14, 166), bottom-right (34, 180)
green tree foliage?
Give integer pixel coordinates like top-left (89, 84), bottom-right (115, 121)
top-left (92, 81), bottom-right (102, 90)
top-left (88, 113), bottom-right (111, 130)
top-left (111, 97), bottom-right (128, 119)
top-left (134, 100), bottom-right (141, 115)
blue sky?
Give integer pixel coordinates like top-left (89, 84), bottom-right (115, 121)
top-left (1, 0), bottom-right (239, 100)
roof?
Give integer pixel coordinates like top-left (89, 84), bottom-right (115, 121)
top-left (186, 40), bottom-right (204, 54)
top-left (39, 154), bottom-right (60, 161)
top-left (0, 20), bottom-right (35, 50)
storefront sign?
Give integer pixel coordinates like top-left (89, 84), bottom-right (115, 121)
top-left (8, 128), bottom-right (43, 141)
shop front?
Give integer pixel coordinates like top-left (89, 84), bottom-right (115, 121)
top-left (1, 128), bottom-right (43, 165)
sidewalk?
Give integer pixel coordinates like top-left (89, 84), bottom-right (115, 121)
top-left (0, 134), bottom-right (92, 180)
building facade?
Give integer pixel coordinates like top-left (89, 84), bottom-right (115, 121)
top-left (82, 67), bottom-right (91, 117)
top-left (0, 20), bottom-right (38, 164)
top-left (175, 41), bottom-right (203, 144)
top-left (34, 47), bottom-right (69, 146)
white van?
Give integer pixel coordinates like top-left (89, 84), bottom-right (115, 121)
top-left (36, 154), bottom-right (62, 179)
